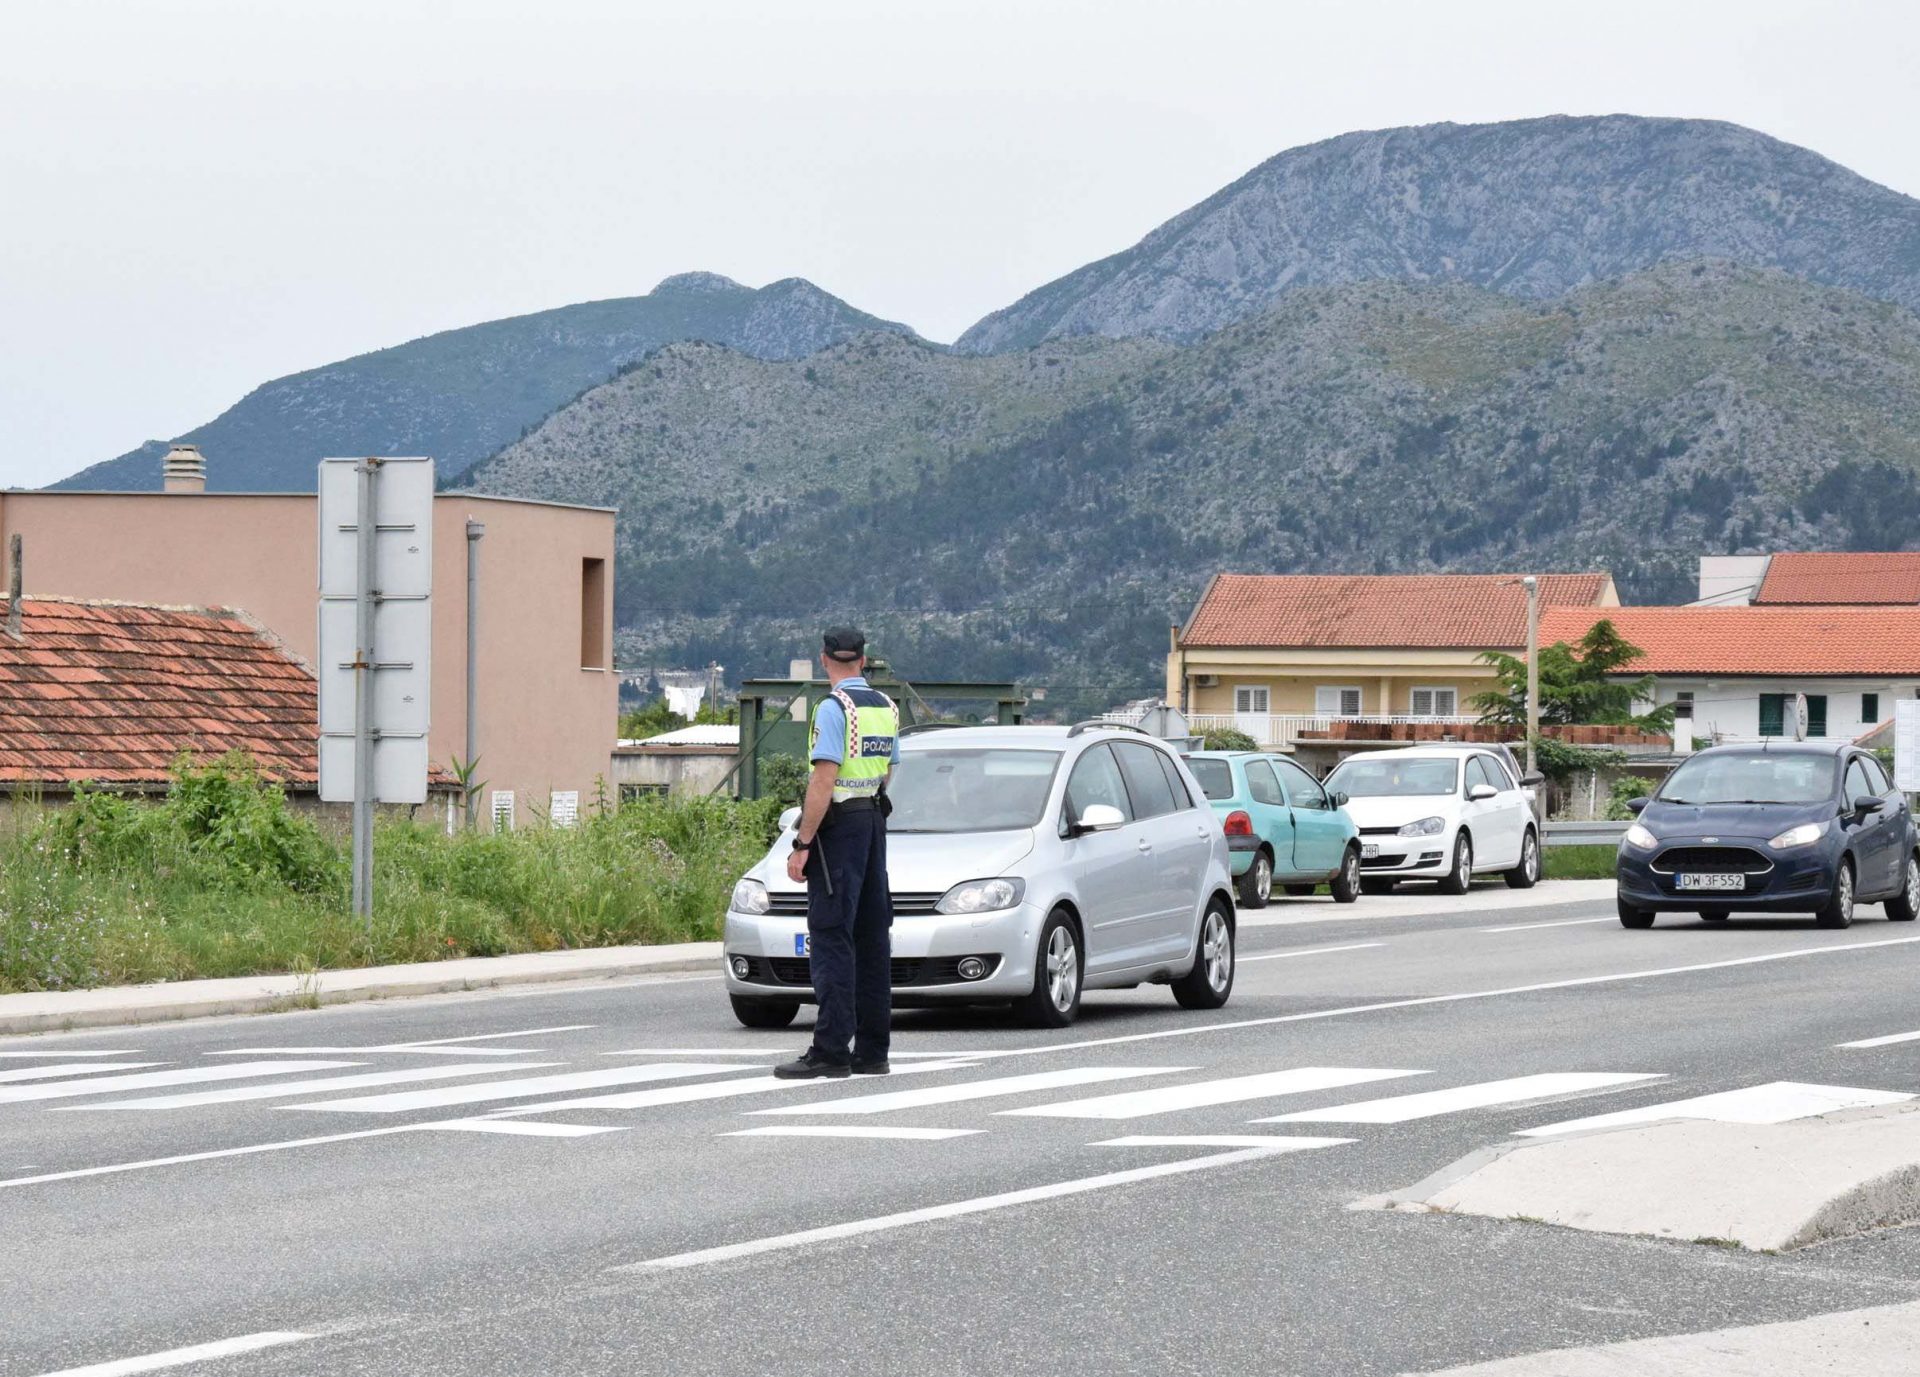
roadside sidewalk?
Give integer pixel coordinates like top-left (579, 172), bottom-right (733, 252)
top-left (0, 941), bottom-right (722, 1036)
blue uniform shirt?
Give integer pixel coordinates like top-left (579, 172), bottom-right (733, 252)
top-left (809, 678), bottom-right (903, 766)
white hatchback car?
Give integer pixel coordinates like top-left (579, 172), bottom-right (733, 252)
top-left (1322, 746), bottom-right (1541, 894)
top-left (723, 724), bottom-right (1237, 1028)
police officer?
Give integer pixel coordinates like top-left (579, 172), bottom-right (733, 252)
top-left (774, 627), bottom-right (901, 1079)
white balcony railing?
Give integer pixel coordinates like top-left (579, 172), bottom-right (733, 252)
top-left (1184, 712), bottom-right (1483, 750)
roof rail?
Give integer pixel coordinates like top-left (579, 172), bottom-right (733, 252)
top-left (899, 722), bottom-right (968, 736)
top-left (1067, 719), bottom-right (1150, 738)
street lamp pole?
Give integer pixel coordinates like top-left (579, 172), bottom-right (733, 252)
top-left (1523, 575), bottom-right (1540, 776)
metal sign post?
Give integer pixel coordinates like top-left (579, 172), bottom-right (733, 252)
top-left (351, 459), bottom-right (378, 916)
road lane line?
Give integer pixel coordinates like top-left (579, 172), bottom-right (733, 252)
top-left (726, 1126), bottom-right (983, 1140)
top-left (1518, 1081), bottom-right (1914, 1136)
top-left (1254, 1073), bottom-right (1664, 1124)
top-left (0, 1061), bottom-right (358, 1104)
top-left (965, 935), bottom-right (1920, 1060)
top-left (0, 1050), bottom-right (143, 1058)
top-left (1094, 1134), bottom-right (1353, 1149)
top-left (67, 1062), bottom-right (558, 1110)
top-left (1239, 942), bottom-right (1383, 963)
top-left (598, 1049), bottom-right (964, 1058)
top-left (751, 1066), bottom-right (1185, 1116)
top-left (29, 1330), bottom-right (312, 1376)
top-left (0, 1127), bottom-right (421, 1190)
top-left (0, 1063), bottom-right (160, 1084)
top-left (1837, 1028), bottom-right (1920, 1049)
top-left (627, 1144), bottom-right (1316, 1270)
top-left (1478, 917), bottom-right (1618, 933)
top-left (1001, 1067), bottom-right (1424, 1120)
top-left (428, 1119), bottom-right (623, 1137)
top-left (386, 1024), bottom-right (595, 1046)
top-left (212, 1046), bottom-right (545, 1057)
top-left (486, 1059), bottom-right (981, 1117)
top-left (287, 1062), bottom-right (756, 1113)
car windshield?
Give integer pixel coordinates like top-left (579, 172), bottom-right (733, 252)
top-left (885, 749), bottom-right (1063, 833)
top-left (1657, 752), bottom-right (1835, 806)
top-left (1185, 758), bottom-right (1235, 801)
top-left (1325, 757), bottom-right (1458, 797)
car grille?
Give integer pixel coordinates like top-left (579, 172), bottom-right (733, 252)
top-left (1651, 846), bottom-right (1773, 875)
top-left (1357, 826), bottom-right (1402, 837)
top-left (764, 891), bottom-right (945, 917)
top-left (740, 955), bottom-right (1001, 988)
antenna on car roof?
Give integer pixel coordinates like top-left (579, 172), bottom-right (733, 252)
top-left (898, 723), bottom-right (966, 736)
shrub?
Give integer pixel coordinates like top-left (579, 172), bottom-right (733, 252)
top-left (1200, 727), bottom-right (1259, 751)
top-left (759, 753), bottom-right (809, 808)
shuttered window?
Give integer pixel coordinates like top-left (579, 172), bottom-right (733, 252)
top-left (1805, 695), bottom-right (1828, 738)
top-left (1758, 695), bottom-right (1786, 737)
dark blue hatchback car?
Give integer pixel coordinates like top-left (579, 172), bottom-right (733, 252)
top-left (1616, 742), bottom-right (1919, 929)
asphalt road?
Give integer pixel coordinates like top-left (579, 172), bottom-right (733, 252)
top-left (6, 881), bottom-right (1920, 1376)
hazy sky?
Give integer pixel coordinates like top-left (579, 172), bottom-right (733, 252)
top-left (4, 0), bottom-right (1917, 489)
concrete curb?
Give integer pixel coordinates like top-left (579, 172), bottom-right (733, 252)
top-left (0, 942), bottom-right (723, 1036)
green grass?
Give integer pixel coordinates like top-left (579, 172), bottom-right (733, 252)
top-left (0, 756), bottom-right (781, 995)
top-left (1543, 844), bottom-right (1618, 881)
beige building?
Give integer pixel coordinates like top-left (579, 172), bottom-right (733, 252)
top-left (0, 450), bottom-right (615, 828)
top-left (1167, 572), bottom-right (1619, 751)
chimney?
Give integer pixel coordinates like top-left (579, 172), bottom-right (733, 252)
top-left (6, 533), bottom-right (20, 639)
top-left (162, 444), bottom-right (207, 494)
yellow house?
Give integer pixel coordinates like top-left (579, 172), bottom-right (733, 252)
top-left (1167, 572), bottom-right (1619, 749)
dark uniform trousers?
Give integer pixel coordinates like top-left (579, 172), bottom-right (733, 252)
top-left (807, 804), bottom-right (893, 1065)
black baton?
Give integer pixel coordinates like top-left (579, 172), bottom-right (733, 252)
top-left (809, 833), bottom-right (833, 897)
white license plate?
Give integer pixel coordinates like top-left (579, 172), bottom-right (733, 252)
top-left (1677, 873), bottom-right (1744, 891)
top-left (1361, 844), bottom-right (1380, 859)
top-left (794, 933), bottom-right (811, 956)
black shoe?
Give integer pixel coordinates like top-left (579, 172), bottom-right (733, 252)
top-left (773, 1049), bottom-right (851, 1080)
top-left (851, 1059), bottom-right (891, 1076)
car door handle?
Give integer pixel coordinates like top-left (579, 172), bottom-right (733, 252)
top-left (1137, 839), bottom-right (1153, 853)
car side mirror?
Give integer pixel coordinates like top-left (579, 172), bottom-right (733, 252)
top-left (779, 806), bottom-right (802, 833)
top-left (1854, 794), bottom-right (1887, 815)
top-left (1467, 784), bottom-right (1497, 802)
top-left (1626, 796), bottom-right (1650, 815)
top-left (1071, 803), bottom-right (1126, 836)
top-left (1329, 790), bottom-right (1349, 808)
top-left (1518, 771), bottom-right (1545, 788)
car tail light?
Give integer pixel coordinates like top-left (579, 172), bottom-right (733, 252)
top-left (1223, 810), bottom-right (1254, 837)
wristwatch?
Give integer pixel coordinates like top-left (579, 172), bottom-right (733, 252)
top-left (791, 836), bottom-right (812, 851)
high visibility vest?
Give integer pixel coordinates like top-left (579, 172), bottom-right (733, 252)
top-left (816, 683), bottom-right (898, 804)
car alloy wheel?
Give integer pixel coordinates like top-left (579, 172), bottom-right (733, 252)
top-left (1817, 860), bottom-right (1855, 929)
top-left (1201, 907), bottom-right (1233, 994)
top-left (1252, 854), bottom-right (1272, 903)
top-left (1896, 857), bottom-right (1920, 921)
top-left (1047, 923), bottom-right (1080, 1013)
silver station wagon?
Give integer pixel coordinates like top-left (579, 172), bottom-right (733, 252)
top-left (723, 724), bottom-right (1238, 1028)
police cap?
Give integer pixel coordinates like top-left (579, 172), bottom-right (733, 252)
top-left (822, 626), bottom-right (867, 662)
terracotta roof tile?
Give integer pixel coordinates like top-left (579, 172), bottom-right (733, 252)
top-left (1181, 573), bottom-right (1615, 649)
top-left (1754, 553), bottom-right (1920, 605)
top-left (1537, 606), bottom-right (1920, 676)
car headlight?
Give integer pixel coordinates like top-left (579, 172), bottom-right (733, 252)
top-left (730, 878), bottom-right (770, 914)
top-left (1623, 823), bottom-right (1658, 850)
top-left (935, 878), bottom-right (1025, 915)
top-left (1396, 816), bottom-right (1446, 838)
top-left (1767, 821), bottom-right (1829, 850)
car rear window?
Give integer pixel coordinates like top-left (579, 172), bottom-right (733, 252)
top-left (1185, 757), bottom-right (1235, 801)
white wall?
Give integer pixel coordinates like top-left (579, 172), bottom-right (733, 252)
top-left (1652, 678), bottom-right (1914, 747)
top-left (1694, 555), bottom-right (1771, 606)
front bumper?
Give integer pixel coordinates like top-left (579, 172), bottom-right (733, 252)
top-left (723, 900), bottom-right (1043, 1004)
top-left (1356, 831), bottom-right (1450, 876)
top-left (1616, 836), bottom-right (1837, 911)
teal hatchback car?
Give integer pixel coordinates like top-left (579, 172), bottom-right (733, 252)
top-left (1183, 751), bottom-right (1363, 908)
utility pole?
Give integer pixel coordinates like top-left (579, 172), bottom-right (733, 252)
top-left (5, 534), bottom-right (20, 639)
top-left (350, 458), bottom-right (380, 920)
top-left (1523, 575), bottom-right (1540, 776)
top-left (465, 519), bottom-right (485, 828)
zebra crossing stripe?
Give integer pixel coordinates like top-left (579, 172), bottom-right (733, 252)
top-left (1093, 1134), bottom-right (1351, 1150)
top-left (1255, 1073), bottom-right (1664, 1124)
top-left (426, 1119), bottom-right (623, 1137)
top-left (0, 1063), bottom-right (160, 1084)
top-left (67, 1062), bottom-right (558, 1110)
top-left (486, 1059), bottom-right (982, 1118)
top-left (751, 1066), bottom-right (1188, 1116)
top-left (726, 1126), bottom-right (983, 1141)
top-left (0, 1062), bottom-right (358, 1104)
top-left (287, 1062), bottom-right (757, 1114)
top-left (1000, 1067), bottom-right (1425, 1120)
top-left (1518, 1081), bottom-right (1915, 1137)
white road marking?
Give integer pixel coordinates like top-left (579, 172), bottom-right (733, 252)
top-left (69, 1062), bottom-right (557, 1110)
top-left (630, 1143), bottom-right (1311, 1270)
top-left (428, 1118), bottom-right (623, 1137)
top-left (751, 1066), bottom-right (1185, 1116)
top-left (0, 1061), bottom-right (358, 1104)
top-left (212, 1046), bottom-right (542, 1058)
top-left (1238, 942), bottom-right (1383, 963)
top-left (965, 935), bottom-right (1920, 1060)
top-left (1255, 1072), bottom-right (1664, 1124)
top-left (1518, 1081), bottom-right (1915, 1137)
top-left (599, 1049), bottom-right (965, 1058)
top-left (0, 1050), bottom-right (142, 1058)
top-left (386, 1024), bottom-right (595, 1046)
top-left (1094, 1134), bottom-right (1354, 1149)
top-left (287, 1062), bottom-right (755, 1113)
top-left (0, 1126), bottom-right (421, 1190)
top-left (1478, 917), bottom-right (1618, 933)
top-left (0, 1063), bottom-right (160, 1084)
top-left (487, 1059), bottom-right (981, 1118)
top-left (1001, 1067), bottom-right (1425, 1120)
top-left (28, 1330), bottom-right (312, 1375)
top-left (1837, 1028), bottom-right (1920, 1049)
top-left (725, 1126), bottom-right (983, 1141)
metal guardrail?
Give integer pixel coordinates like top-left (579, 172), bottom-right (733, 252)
top-left (1544, 820), bottom-right (1628, 847)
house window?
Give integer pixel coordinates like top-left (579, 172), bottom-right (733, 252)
top-left (1804, 694), bottom-right (1828, 738)
top-left (1315, 686), bottom-right (1363, 716)
top-left (1409, 686), bottom-right (1457, 718)
top-left (1234, 686), bottom-right (1271, 713)
top-left (1673, 692), bottom-right (1694, 720)
top-left (1758, 694), bottom-right (1786, 738)
top-left (620, 783), bottom-right (670, 804)
top-left (580, 557), bottom-right (607, 669)
top-left (1863, 692), bottom-right (1881, 724)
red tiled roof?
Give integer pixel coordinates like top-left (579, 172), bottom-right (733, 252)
top-left (1754, 552), bottom-right (1920, 605)
top-left (1537, 606), bottom-right (1920, 676)
top-left (1181, 573), bottom-right (1615, 649)
top-left (0, 598), bottom-right (318, 787)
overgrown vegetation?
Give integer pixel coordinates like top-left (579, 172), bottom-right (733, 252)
top-left (1542, 845), bottom-right (1618, 880)
top-left (0, 754), bottom-right (781, 995)
top-left (1199, 727), bottom-right (1259, 751)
